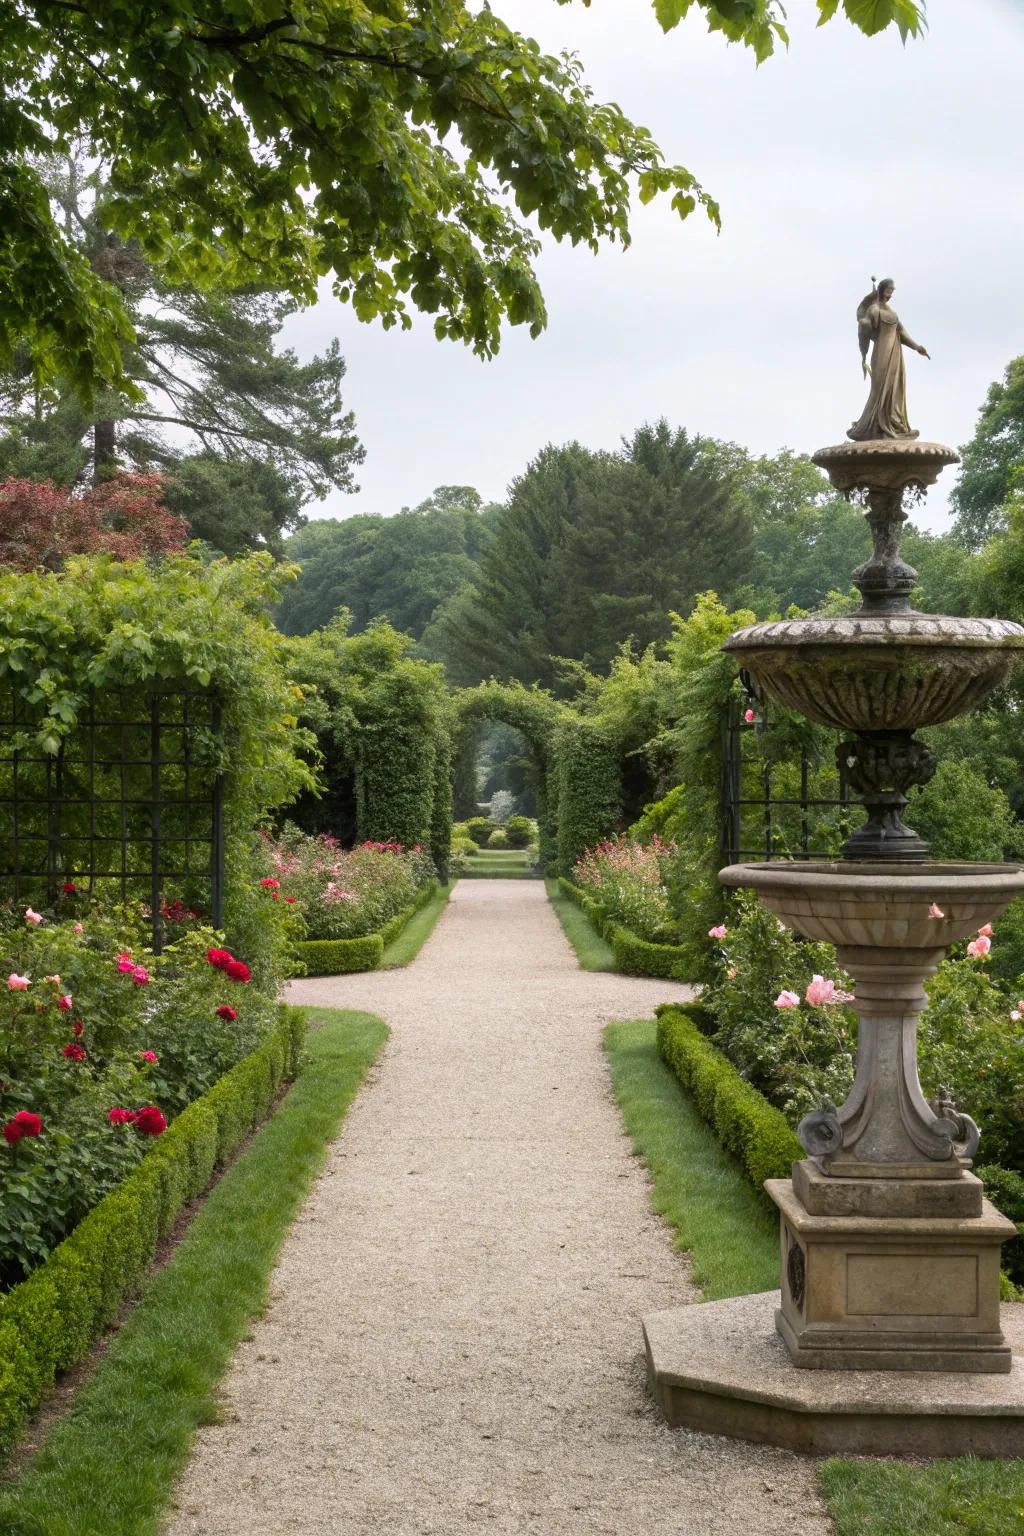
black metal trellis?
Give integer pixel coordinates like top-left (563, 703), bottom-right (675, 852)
top-left (719, 679), bottom-right (850, 865)
top-left (0, 687), bottom-right (225, 950)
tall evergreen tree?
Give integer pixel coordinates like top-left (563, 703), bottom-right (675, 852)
top-left (428, 423), bottom-right (754, 690)
top-left (0, 159), bottom-right (363, 556)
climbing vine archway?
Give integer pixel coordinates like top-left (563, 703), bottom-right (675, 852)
top-left (452, 682), bottom-right (623, 874)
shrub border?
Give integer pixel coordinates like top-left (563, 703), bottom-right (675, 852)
top-left (293, 879), bottom-right (439, 976)
top-left (557, 877), bottom-right (691, 980)
top-left (0, 1005), bottom-right (306, 1458)
top-left (655, 1002), bottom-right (803, 1191)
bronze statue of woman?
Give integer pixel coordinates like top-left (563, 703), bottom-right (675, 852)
top-left (848, 277), bottom-right (930, 441)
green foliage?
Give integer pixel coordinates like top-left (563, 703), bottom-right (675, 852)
top-left (918, 958), bottom-right (1024, 1172)
top-left (486, 829), bottom-right (508, 849)
top-left (910, 756), bottom-right (1024, 863)
top-left (819, 1454), bottom-right (1024, 1536)
top-left (454, 680), bottom-right (563, 869)
top-left (0, 1005), bottom-right (304, 1459)
top-left (292, 935), bottom-right (383, 977)
top-left (656, 1005), bottom-right (803, 1191)
top-left (504, 816), bottom-right (534, 850)
top-left (555, 716), bottom-right (622, 875)
top-left (286, 617), bottom-right (448, 858)
top-left (277, 488), bottom-right (495, 638)
top-left (432, 426), bottom-right (754, 691)
top-left (465, 817), bottom-right (497, 847)
top-left (2, 3), bottom-right (745, 396)
top-left (951, 355), bottom-right (1024, 549)
top-left (611, 926), bottom-right (690, 981)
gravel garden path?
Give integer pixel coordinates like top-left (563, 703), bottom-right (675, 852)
top-left (166, 881), bottom-right (831, 1536)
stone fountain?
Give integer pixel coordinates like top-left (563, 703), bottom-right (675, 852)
top-left (643, 280), bottom-right (1024, 1454)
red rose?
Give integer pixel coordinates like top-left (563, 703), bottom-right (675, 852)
top-left (215, 1004), bottom-right (238, 1021)
top-left (134, 1105), bottom-right (167, 1136)
top-left (206, 948), bottom-right (231, 970)
top-left (284, 896), bottom-right (297, 904)
top-left (108, 1107), bottom-right (137, 1126)
top-left (62, 1042), bottom-right (86, 1061)
top-left (224, 959), bottom-right (251, 984)
top-left (138, 1049), bottom-right (159, 1063)
top-left (131, 964), bottom-right (150, 986)
top-left (73, 1019), bottom-right (84, 1037)
top-left (4, 1110), bottom-right (44, 1143)
top-left (61, 881), bottom-right (77, 895)
top-left (259, 877), bottom-right (280, 890)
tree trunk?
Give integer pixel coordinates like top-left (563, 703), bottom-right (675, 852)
top-left (93, 419), bottom-right (116, 483)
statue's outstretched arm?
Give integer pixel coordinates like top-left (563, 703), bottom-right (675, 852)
top-left (899, 321), bottom-right (930, 358)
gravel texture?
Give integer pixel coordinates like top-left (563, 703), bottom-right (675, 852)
top-left (166, 880), bottom-right (831, 1536)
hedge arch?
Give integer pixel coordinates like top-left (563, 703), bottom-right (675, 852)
top-left (452, 681), bottom-right (628, 875)
top-left (452, 682), bottom-right (564, 870)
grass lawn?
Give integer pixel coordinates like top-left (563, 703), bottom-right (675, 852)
top-left (545, 877), bottom-right (616, 971)
top-left (459, 848), bottom-right (537, 879)
top-left (382, 881), bottom-right (453, 966)
top-left (607, 1018), bottom-right (1024, 1535)
top-left (603, 1018), bottom-right (777, 1297)
top-left (0, 1008), bottom-right (387, 1536)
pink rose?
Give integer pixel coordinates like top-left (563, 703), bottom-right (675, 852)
top-left (116, 952), bottom-right (135, 974)
top-left (131, 965), bottom-right (150, 986)
top-left (743, 708), bottom-right (756, 724)
top-left (138, 1050), bottom-right (159, 1064)
top-left (966, 935), bottom-right (992, 958)
top-left (73, 922), bottom-right (84, 934)
top-left (804, 975), bottom-right (854, 1007)
top-left (6, 974), bottom-right (30, 991)
top-left (774, 990), bottom-right (800, 1010)
top-left (58, 994), bottom-right (73, 1011)
top-left (708, 924), bottom-right (729, 940)
top-left (24, 908), bottom-right (43, 926)
top-left (978, 924), bottom-right (994, 938)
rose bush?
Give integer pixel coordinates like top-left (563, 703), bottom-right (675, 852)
top-left (0, 899), bottom-right (279, 1285)
top-left (701, 890), bottom-right (1024, 1170)
top-left (255, 825), bottom-right (434, 942)
top-left (573, 835), bottom-right (677, 943)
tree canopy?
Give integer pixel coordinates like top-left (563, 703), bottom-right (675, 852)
top-left (428, 421), bottom-right (755, 690)
top-left (276, 486), bottom-right (497, 637)
top-left (951, 356), bottom-right (1024, 550)
top-left (3, 0), bottom-right (923, 397)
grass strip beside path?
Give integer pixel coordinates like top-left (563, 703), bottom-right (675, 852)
top-left (545, 877), bottom-right (616, 971)
top-left (819, 1454), bottom-right (1024, 1536)
top-left (603, 1019), bottom-right (777, 1298)
top-left (382, 881), bottom-right (453, 967)
top-left (0, 1008), bottom-right (387, 1536)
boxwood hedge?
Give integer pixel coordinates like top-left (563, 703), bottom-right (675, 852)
top-left (293, 880), bottom-right (439, 977)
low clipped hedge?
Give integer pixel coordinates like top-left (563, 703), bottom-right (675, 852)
top-left (558, 877), bottom-right (691, 981)
top-left (294, 880), bottom-right (438, 976)
top-left (0, 1005), bottom-right (306, 1458)
top-left (656, 1003), bottom-right (802, 1191)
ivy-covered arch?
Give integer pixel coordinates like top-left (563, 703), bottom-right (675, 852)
top-left (452, 681), bottom-right (623, 874)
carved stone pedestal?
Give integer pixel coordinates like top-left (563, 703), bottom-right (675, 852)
top-left (770, 1173), bottom-right (1015, 1373)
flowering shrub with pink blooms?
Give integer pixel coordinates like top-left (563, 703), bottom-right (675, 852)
top-left (0, 900), bottom-right (279, 1285)
top-left (255, 825), bottom-right (434, 942)
top-left (702, 891), bottom-right (1024, 1171)
top-left (573, 835), bottom-right (678, 943)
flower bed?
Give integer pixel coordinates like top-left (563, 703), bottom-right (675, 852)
top-left (293, 879), bottom-right (440, 977)
top-left (0, 899), bottom-right (284, 1289)
top-left (0, 1004), bottom-right (306, 1457)
top-left (574, 835), bottom-right (678, 942)
top-left (557, 876), bottom-right (690, 980)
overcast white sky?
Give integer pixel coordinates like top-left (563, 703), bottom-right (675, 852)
top-left (281, 0), bottom-right (1024, 532)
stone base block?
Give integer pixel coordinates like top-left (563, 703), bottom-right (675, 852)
top-left (792, 1159), bottom-right (983, 1219)
top-left (770, 1178), bottom-right (1015, 1372)
top-left (643, 1291), bottom-right (1024, 1457)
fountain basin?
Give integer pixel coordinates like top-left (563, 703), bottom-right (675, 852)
top-left (723, 614), bottom-right (1024, 733)
top-left (720, 860), bottom-right (1024, 949)
top-left (812, 438), bottom-right (959, 495)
